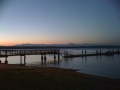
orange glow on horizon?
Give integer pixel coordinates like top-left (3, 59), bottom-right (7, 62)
top-left (0, 38), bottom-right (86, 46)
top-left (0, 41), bottom-right (84, 46)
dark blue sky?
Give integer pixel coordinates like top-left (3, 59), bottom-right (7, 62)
top-left (0, 0), bottom-right (120, 46)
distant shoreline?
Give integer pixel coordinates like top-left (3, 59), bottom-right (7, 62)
top-left (0, 45), bottom-right (120, 49)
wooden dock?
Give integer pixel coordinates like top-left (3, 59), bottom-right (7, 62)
top-left (0, 49), bottom-right (60, 64)
top-left (64, 50), bottom-right (120, 58)
top-left (0, 49), bottom-right (120, 64)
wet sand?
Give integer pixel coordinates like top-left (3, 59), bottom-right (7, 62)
top-left (0, 64), bottom-right (120, 90)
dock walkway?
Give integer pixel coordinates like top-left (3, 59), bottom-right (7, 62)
top-left (0, 49), bottom-right (60, 64)
top-left (64, 50), bottom-right (120, 58)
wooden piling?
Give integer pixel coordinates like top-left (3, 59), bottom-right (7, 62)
top-left (12, 50), bottom-right (13, 55)
top-left (24, 50), bottom-right (25, 54)
top-left (85, 50), bottom-right (86, 55)
top-left (41, 55), bottom-right (43, 60)
top-left (20, 56), bottom-right (22, 65)
top-left (44, 55), bottom-right (46, 60)
top-left (85, 56), bottom-right (87, 60)
top-left (82, 50), bottom-right (83, 55)
top-left (24, 55), bottom-right (26, 65)
top-left (96, 50), bottom-right (98, 54)
top-left (5, 50), bottom-right (7, 56)
top-left (20, 50), bottom-right (21, 54)
top-left (54, 54), bottom-right (56, 60)
top-left (17, 50), bottom-right (19, 55)
top-left (17, 50), bottom-right (19, 54)
top-left (100, 50), bottom-right (101, 55)
top-left (41, 59), bottom-right (43, 65)
top-left (112, 49), bottom-right (114, 53)
top-left (58, 50), bottom-right (60, 60)
top-left (5, 57), bottom-right (8, 64)
top-left (10, 50), bottom-right (11, 55)
top-left (82, 56), bottom-right (83, 60)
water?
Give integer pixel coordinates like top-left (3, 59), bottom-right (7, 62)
top-left (0, 48), bottom-right (120, 79)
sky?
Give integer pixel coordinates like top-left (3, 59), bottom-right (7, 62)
top-left (0, 0), bottom-right (120, 46)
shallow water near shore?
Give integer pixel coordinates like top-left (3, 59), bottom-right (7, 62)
top-left (0, 48), bottom-right (120, 79)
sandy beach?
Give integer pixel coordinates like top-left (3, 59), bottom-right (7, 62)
top-left (0, 64), bottom-right (120, 90)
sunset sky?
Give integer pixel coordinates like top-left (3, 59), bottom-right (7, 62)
top-left (0, 0), bottom-right (120, 46)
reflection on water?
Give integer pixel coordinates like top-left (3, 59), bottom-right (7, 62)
top-left (0, 48), bottom-right (120, 79)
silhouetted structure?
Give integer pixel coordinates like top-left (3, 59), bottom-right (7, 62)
top-left (0, 49), bottom-right (60, 64)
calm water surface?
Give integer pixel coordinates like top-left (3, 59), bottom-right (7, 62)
top-left (0, 48), bottom-right (120, 79)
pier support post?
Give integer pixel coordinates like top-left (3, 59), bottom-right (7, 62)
top-left (41, 55), bottom-right (43, 60)
top-left (58, 50), bottom-right (60, 61)
top-left (54, 54), bottom-right (56, 64)
top-left (85, 50), bottom-right (86, 55)
top-left (5, 57), bottom-right (8, 64)
top-left (100, 50), bottom-right (101, 55)
top-left (20, 56), bottom-right (22, 65)
top-left (24, 50), bottom-right (25, 54)
top-left (41, 59), bottom-right (43, 66)
top-left (112, 49), bottom-right (114, 53)
top-left (10, 51), bottom-right (11, 55)
top-left (44, 55), bottom-right (47, 60)
top-left (82, 56), bottom-right (83, 60)
top-left (5, 50), bottom-right (7, 56)
top-left (96, 50), bottom-right (98, 54)
top-left (12, 50), bottom-right (13, 55)
top-left (17, 50), bottom-right (18, 54)
top-left (24, 55), bottom-right (26, 65)
top-left (44, 55), bottom-right (46, 66)
top-left (85, 56), bottom-right (87, 60)
top-left (82, 50), bottom-right (83, 56)
top-left (54, 54), bottom-right (56, 60)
